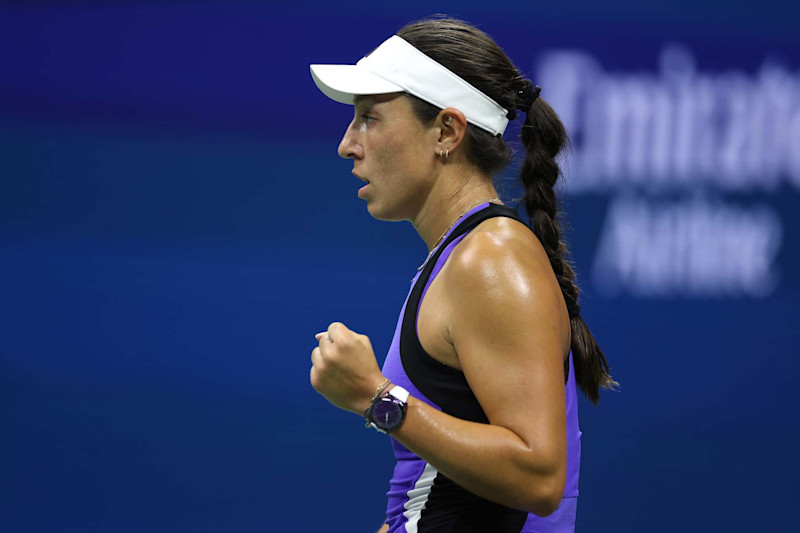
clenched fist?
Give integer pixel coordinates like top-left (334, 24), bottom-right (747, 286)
top-left (310, 322), bottom-right (386, 415)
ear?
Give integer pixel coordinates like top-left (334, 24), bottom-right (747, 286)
top-left (434, 108), bottom-right (468, 157)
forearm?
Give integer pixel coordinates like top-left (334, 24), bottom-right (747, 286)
top-left (390, 395), bottom-right (564, 515)
top-left (310, 324), bottom-right (566, 515)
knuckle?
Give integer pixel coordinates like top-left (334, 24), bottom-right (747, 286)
top-left (357, 334), bottom-right (371, 348)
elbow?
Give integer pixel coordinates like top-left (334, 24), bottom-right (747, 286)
top-left (526, 491), bottom-right (563, 518)
top-left (520, 469), bottom-right (566, 517)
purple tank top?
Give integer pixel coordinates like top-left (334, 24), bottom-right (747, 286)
top-left (381, 201), bottom-right (581, 532)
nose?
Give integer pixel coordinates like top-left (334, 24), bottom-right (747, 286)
top-left (337, 120), bottom-right (363, 160)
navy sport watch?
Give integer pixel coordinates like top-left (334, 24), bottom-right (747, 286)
top-left (365, 386), bottom-right (409, 434)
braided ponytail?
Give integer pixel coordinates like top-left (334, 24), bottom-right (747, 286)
top-left (398, 15), bottom-right (617, 404)
top-left (518, 92), bottom-right (617, 404)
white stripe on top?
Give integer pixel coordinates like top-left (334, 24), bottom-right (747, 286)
top-left (402, 462), bottom-right (438, 533)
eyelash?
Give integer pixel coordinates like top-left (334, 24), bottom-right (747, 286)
top-left (361, 114), bottom-right (375, 122)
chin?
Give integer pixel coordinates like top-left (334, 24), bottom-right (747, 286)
top-left (365, 200), bottom-right (406, 222)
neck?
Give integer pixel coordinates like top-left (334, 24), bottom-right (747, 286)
top-left (412, 165), bottom-right (502, 252)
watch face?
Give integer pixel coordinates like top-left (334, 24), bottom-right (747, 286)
top-left (372, 397), bottom-right (403, 429)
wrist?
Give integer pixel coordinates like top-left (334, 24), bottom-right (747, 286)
top-left (354, 376), bottom-right (390, 415)
top-left (372, 378), bottom-right (392, 402)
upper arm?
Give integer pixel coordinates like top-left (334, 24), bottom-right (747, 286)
top-left (445, 228), bottom-right (570, 469)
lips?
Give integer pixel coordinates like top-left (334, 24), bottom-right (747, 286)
top-left (353, 170), bottom-right (369, 184)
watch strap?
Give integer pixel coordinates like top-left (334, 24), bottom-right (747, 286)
top-left (388, 385), bottom-right (409, 403)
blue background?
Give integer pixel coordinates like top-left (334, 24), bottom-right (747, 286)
top-left (1, 1), bottom-right (798, 531)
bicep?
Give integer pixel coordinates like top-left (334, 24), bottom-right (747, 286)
top-left (447, 242), bottom-right (569, 460)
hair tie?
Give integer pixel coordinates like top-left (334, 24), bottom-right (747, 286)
top-left (517, 80), bottom-right (541, 113)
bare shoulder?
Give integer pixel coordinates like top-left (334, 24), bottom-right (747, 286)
top-left (442, 215), bottom-right (569, 350)
top-left (440, 213), bottom-right (571, 448)
top-left (446, 216), bottom-right (557, 294)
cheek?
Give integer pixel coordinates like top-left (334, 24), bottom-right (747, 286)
top-left (367, 122), bottom-right (432, 184)
top-left (371, 137), bottom-right (408, 176)
top-left (390, 131), bottom-right (431, 174)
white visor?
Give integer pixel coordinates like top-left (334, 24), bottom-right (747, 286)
top-left (310, 35), bottom-right (510, 136)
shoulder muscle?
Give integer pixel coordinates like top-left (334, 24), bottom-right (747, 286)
top-left (446, 219), bottom-right (565, 333)
top-left (443, 221), bottom-right (569, 449)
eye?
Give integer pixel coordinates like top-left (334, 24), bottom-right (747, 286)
top-left (360, 114), bottom-right (376, 123)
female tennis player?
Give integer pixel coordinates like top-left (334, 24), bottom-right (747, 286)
top-left (308, 16), bottom-right (615, 533)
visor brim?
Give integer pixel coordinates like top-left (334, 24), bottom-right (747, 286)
top-left (310, 64), bottom-right (404, 105)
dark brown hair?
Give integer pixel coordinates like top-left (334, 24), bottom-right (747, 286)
top-left (397, 15), bottom-right (617, 403)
